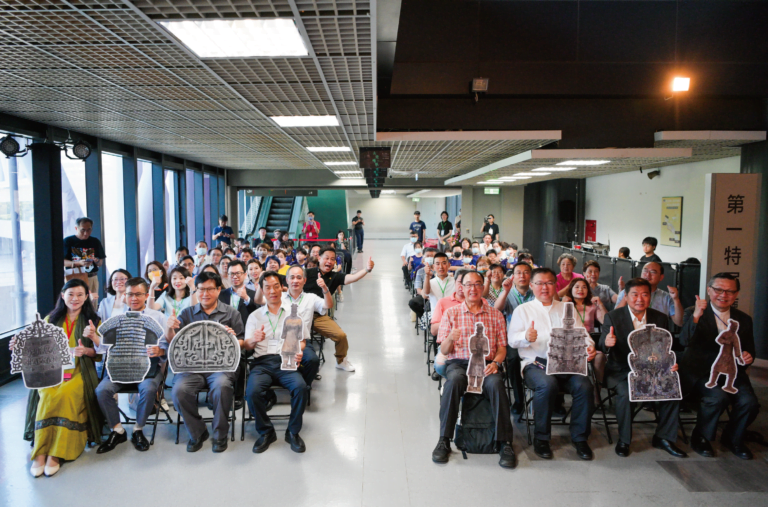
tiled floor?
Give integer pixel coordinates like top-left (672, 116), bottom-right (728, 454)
top-left (1, 240), bottom-right (766, 506)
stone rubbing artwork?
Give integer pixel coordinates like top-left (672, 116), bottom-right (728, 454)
top-left (10, 313), bottom-right (72, 389)
top-left (466, 322), bottom-right (490, 394)
top-left (280, 303), bottom-right (303, 371)
top-left (99, 312), bottom-right (164, 383)
top-left (168, 321), bottom-right (240, 374)
top-left (706, 319), bottom-right (744, 394)
top-left (546, 302), bottom-right (589, 376)
top-left (627, 324), bottom-right (682, 402)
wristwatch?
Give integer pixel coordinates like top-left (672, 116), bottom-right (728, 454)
top-left (493, 361), bottom-right (503, 370)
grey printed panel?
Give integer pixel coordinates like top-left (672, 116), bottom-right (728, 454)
top-left (100, 312), bottom-right (164, 384)
top-left (627, 324), bottom-right (682, 402)
top-left (10, 314), bottom-right (72, 390)
top-left (168, 321), bottom-right (240, 374)
top-left (546, 302), bottom-right (590, 376)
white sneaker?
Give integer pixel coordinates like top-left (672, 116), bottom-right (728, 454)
top-left (335, 359), bottom-right (355, 372)
top-left (160, 399), bottom-right (170, 412)
top-left (410, 310), bottom-right (417, 322)
top-left (336, 292), bottom-right (344, 302)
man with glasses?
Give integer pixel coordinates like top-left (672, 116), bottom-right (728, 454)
top-left (92, 278), bottom-right (166, 454)
top-left (509, 268), bottom-right (597, 460)
top-left (432, 271), bottom-right (515, 468)
top-left (167, 271), bottom-right (245, 453)
top-left (615, 262), bottom-right (683, 326)
top-left (679, 273), bottom-right (759, 460)
top-left (219, 260), bottom-right (258, 326)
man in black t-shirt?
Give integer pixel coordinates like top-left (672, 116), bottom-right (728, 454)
top-left (351, 210), bottom-right (365, 253)
top-left (64, 216), bottom-right (106, 296)
top-left (482, 214), bottom-right (500, 241)
top-left (436, 211), bottom-right (453, 253)
top-left (304, 247), bottom-right (375, 372)
top-left (639, 236), bottom-right (663, 263)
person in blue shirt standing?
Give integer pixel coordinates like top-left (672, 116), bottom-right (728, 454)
top-left (212, 215), bottom-right (234, 247)
top-left (409, 211), bottom-right (427, 243)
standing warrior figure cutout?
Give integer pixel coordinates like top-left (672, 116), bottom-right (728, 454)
top-left (547, 302), bottom-right (589, 376)
top-left (706, 319), bottom-right (744, 394)
top-left (280, 303), bottom-right (303, 371)
top-left (466, 322), bottom-right (490, 394)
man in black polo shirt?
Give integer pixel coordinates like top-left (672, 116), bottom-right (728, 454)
top-left (351, 210), bottom-right (365, 253)
top-left (304, 247), bottom-right (375, 372)
top-left (482, 214), bottom-right (500, 241)
top-left (64, 216), bottom-right (106, 297)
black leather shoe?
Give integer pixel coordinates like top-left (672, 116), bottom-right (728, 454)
top-left (572, 441), bottom-right (593, 460)
top-left (285, 431), bottom-right (306, 453)
top-left (723, 440), bottom-right (753, 460)
top-left (97, 430), bottom-right (128, 454)
top-left (432, 438), bottom-right (451, 463)
top-left (533, 438), bottom-right (553, 459)
top-left (431, 371), bottom-right (441, 381)
top-left (615, 440), bottom-right (630, 457)
top-left (212, 437), bottom-right (228, 453)
top-left (130, 430), bottom-right (150, 452)
top-left (252, 430), bottom-right (277, 453)
top-left (187, 429), bottom-right (209, 453)
top-left (652, 436), bottom-right (687, 458)
top-left (499, 442), bottom-right (517, 469)
top-left (265, 390), bottom-right (278, 412)
top-left (234, 399), bottom-right (244, 411)
top-left (553, 405), bottom-right (567, 419)
top-left (690, 434), bottom-right (715, 457)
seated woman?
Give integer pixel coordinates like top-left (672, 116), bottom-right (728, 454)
top-left (217, 256), bottom-right (232, 289)
top-left (408, 242), bottom-right (424, 275)
top-left (555, 253), bottom-right (583, 298)
top-left (561, 278), bottom-right (606, 333)
top-left (97, 269), bottom-right (131, 323)
top-left (149, 266), bottom-right (198, 317)
top-left (483, 262), bottom-right (505, 306)
top-left (276, 250), bottom-right (290, 276)
top-left (145, 261), bottom-right (169, 301)
top-left (13, 279), bottom-right (104, 477)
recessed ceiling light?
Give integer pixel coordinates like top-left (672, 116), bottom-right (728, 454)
top-left (672, 77), bottom-right (690, 92)
top-left (380, 190), bottom-right (397, 195)
top-left (157, 19), bottom-right (308, 58)
top-left (512, 172), bottom-right (544, 176)
top-left (324, 161), bottom-right (357, 166)
top-left (336, 175), bottom-right (363, 179)
top-left (532, 167), bottom-right (577, 172)
top-left (272, 116), bottom-right (339, 127)
top-left (306, 146), bottom-right (351, 152)
top-left (556, 160), bottom-right (610, 166)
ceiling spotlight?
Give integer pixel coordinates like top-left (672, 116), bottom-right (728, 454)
top-left (70, 140), bottom-right (92, 161)
top-left (672, 77), bottom-right (690, 92)
top-left (307, 146), bottom-right (351, 152)
top-left (532, 167), bottom-right (577, 172)
top-left (647, 170), bottom-right (661, 180)
top-left (556, 160), bottom-right (610, 166)
top-left (0, 135), bottom-right (29, 158)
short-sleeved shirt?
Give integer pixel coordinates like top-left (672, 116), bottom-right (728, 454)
top-left (302, 220), bottom-right (321, 241)
top-left (640, 253), bottom-right (663, 263)
top-left (431, 293), bottom-right (462, 325)
top-left (591, 283), bottom-right (616, 311)
top-left (615, 288), bottom-right (675, 317)
top-left (437, 221), bottom-right (453, 238)
top-left (63, 235), bottom-right (106, 274)
top-left (555, 272), bottom-right (584, 292)
top-left (414, 266), bottom-right (433, 292)
top-left (502, 287), bottom-right (534, 324)
top-left (409, 220), bottom-right (427, 242)
top-left (437, 301), bottom-right (507, 361)
top-left (427, 275), bottom-right (456, 312)
top-left (284, 291), bottom-right (327, 339)
top-left (213, 225), bottom-right (234, 245)
top-left (482, 223), bottom-right (499, 239)
top-left (304, 267), bottom-right (345, 300)
top-left (177, 301), bottom-right (245, 341)
top-left (401, 242), bottom-right (416, 259)
top-left (352, 216), bottom-right (364, 230)
top-left (155, 293), bottom-right (194, 318)
top-left (244, 300), bottom-right (295, 359)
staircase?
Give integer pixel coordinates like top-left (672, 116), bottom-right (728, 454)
top-left (266, 196), bottom-right (295, 234)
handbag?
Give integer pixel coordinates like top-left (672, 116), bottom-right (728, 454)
top-left (65, 266), bottom-right (89, 283)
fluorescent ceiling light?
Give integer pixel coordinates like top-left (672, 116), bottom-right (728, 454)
top-left (336, 175), bottom-right (363, 179)
top-left (532, 167), bottom-right (577, 172)
top-left (272, 116), bottom-right (339, 127)
top-left (380, 190), bottom-right (397, 195)
top-left (507, 176), bottom-right (530, 179)
top-left (672, 77), bottom-right (690, 92)
top-left (479, 181), bottom-right (504, 184)
top-left (511, 172), bottom-right (544, 176)
top-left (556, 160), bottom-right (610, 166)
top-left (333, 171), bottom-right (361, 175)
top-left (324, 161), bottom-right (357, 166)
top-left (157, 19), bottom-right (308, 58)
top-left (306, 146), bottom-right (351, 152)
top-left (497, 177), bottom-right (522, 180)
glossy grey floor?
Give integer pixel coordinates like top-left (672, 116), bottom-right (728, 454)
top-left (1, 239), bottom-right (767, 506)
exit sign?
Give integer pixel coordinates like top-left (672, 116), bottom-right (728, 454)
top-left (412, 197), bottom-right (420, 202)
top-left (484, 187), bottom-right (500, 195)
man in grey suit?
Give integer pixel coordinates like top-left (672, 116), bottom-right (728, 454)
top-left (599, 277), bottom-right (686, 458)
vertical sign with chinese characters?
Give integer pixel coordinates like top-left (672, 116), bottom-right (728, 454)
top-left (701, 174), bottom-right (762, 315)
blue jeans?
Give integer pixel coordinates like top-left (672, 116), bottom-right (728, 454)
top-left (246, 355), bottom-right (309, 436)
top-left (354, 229), bottom-right (364, 251)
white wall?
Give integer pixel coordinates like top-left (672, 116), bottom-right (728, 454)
top-left (585, 156), bottom-right (740, 263)
top-left (460, 186), bottom-right (524, 245)
top-left (346, 193), bottom-right (446, 240)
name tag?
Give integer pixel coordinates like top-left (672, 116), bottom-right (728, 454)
top-left (267, 338), bottom-right (279, 355)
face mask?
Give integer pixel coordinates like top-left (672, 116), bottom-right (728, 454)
top-left (410, 237), bottom-right (417, 243)
top-left (454, 252), bottom-right (462, 258)
top-left (471, 247), bottom-right (478, 254)
top-left (462, 258), bottom-right (471, 264)
top-left (508, 250), bottom-right (514, 257)
top-left (425, 257), bottom-right (434, 266)
top-left (478, 269), bottom-right (487, 274)
top-left (415, 248), bottom-right (422, 254)
top-left (227, 254), bottom-right (236, 260)
top-left (500, 251), bottom-right (508, 259)
top-left (196, 247), bottom-right (207, 256)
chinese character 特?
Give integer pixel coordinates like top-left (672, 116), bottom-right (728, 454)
top-left (727, 194), bottom-right (744, 214)
top-left (724, 246), bottom-right (742, 266)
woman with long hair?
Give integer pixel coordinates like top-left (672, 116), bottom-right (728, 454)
top-left (148, 266), bottom-right (198, 317)
top-left (97, 269), bottom-right (131, 322)
top-left (562, 278), bottom-right (606, 333)
top-left (218, 256), bottom-right (232, 289)
top-left (12, 279), bottom-right (104, 477)
top-left (144, 261), bottom-right (168, 300)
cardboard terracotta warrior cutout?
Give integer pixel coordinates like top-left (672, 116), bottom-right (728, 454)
top-left (280, 303), bottom-right (303, 371)
top-left (168, 321), bottom-right (239, 374)
top-left (546, 302), bottom-right (589, 376)
top-left (99, 312), bottom-right (164, 383)
top-left (10, 314), bottom-right (72, 389)
top-left (466, 322), bottom-right (490, 394)
top-left (706, 319), bottom-right (744, 394)
top-left (627, 324), bottom-right (682, 402)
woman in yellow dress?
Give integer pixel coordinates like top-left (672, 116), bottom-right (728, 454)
top-left (13, 279), bottom-right (104, 477)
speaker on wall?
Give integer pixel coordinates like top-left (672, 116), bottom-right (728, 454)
top-left (559, 200), bottom-right (576, 223)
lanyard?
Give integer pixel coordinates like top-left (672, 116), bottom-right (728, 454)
top-left (435, 277), bottom-right (449, 297)
top-left (512, 289), bottom-right (526, 307)
top-left (63, 316), bottom-right (76, 339)
top-left (575, 303), bottom-right (587, 324)
top-left (288, 293), bottom-right (304, 306)
top-left (490, 285), bottom-right (502, 299)
top-left (170, 296), bottom-right (183, 315)
top-left (714, 311), bottom-right (729, 328)
top-left (266, 308), bottom-right (285, 338)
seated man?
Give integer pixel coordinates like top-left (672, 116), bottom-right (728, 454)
top-left (167, 271), bottom-right (245, 453)
top-left (408, 247), bottom-right (437, 320)
top-left (448, 244), bottom-right (464, 273)
top-left (92, 277), bottom-right (167, 453)
top-left (401, 230), bottom-right (418, 285)
top-left (679, 273), bottom-right (759, 460)
top-left (429, 269), bottom-right (470, 379)
top-left (220, 260), bottom-right (259, 326)
top-left (244, 271), bottom-right (310, 454)
top-left (600, 278), bottom-right (686, 458)
top-left (422, 253), bottom-right (455, 311)
top-left (509, 267), bottom-right (597, 460)
top-left (432, 271), bottom-right (516, 469)
top-left (615, 262), bottom-right (683, 327)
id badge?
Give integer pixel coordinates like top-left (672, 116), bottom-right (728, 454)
top-left (267, 338), bottom-right (279, 355)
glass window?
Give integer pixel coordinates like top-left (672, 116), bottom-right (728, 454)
top-left (102, 153), bottom-right (126, 279)
top-left (137, 160), bottom-right (154, 267)
top-left (0, 138), bottom-right (37, 334)
top-left (61, 153), bottom-right (86, 236)
top-left (203, 173), bottom-right (212, 245)
top-left (218, 174), bottom-right (226, 217)
top-left (164, 169), bottom-right (179, 263)
top-left (186, 169), bottom-right (196, 251)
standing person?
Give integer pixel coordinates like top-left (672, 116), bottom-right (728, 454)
top-left (167, 271), bottom-right (245, 453)
top-left (409, 211), bottom-right (427, 243)
top-left (679, 273), bottom-right (759, 460)
top-left (93, 278), bottom-right (167, 454)
top-left (304, 248), bottom-right (375, 371)
top-left (639, 237), bottom-right (662, 263)
top-left (212, 215), bottom-right (234, 246)
top-left (252, 227), bottom-right (269, 248)
top-left (302, 211), bottom-right (321, 243)
top-left (432, 271), bottom-right (516, 468)
top-left (15, 279), bottom-right (104, 478)
top-left (555, 253), bottom-right (584, 297)
top-left (600, 278), bottom-right (686, 458)
top-left (436, 211), bottom-right (453, 253)
top-left (482, 214), bottom-right (500, 241)
top-left (351, 210), bottom-right (365, 253)
top-left (63, 217), bottom-right (106, 297)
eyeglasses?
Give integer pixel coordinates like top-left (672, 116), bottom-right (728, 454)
top-left (533, 281), bottom-right (556, 287)
top-left (197, 287), bottom-right (219, 294)
top-left (125, 292), bottom-right (147, 298)
top-left (709, 287), bottom-right (738, 296)
top-left (462, 283), bottom-right (484, 290)
top-left (112, 277), bottom-right (128, 283)
top-left (228, 271), bottom-right (245, 277)
top-left (641, 270), bottom-right (660, 276)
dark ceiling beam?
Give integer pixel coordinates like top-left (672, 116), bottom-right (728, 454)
top-left (227, 169), bottom-right (452, 189)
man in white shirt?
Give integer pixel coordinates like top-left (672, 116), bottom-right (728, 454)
top-left (509, 267), bottom-right (596, 460)
top-left (422, 253), bottom-right (455, 311)
top-left (401, 230), bottom-right (419, 285)
top-left (478, 233), bottom-right (494, 255)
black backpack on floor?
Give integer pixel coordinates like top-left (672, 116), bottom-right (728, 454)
top-left (453, 394), bottom-right (497, 458)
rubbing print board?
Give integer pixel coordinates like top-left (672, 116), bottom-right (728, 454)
top-left (99, 312), bottom-right (164, 383)
top-left (546, 302), bottom-right (589, 376)
top-left (466, 322), bottom-right (490, 394)
top-left (706, 319), bottom-right (744, 394)
top-left (168, 321), bottom-right (239, 374)
top-left (10, 314), bottom-right (72, 389)
top-left (280, 303), bottom-right (303, 371)
top-left (627, 324), bottom-right (682, 402)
